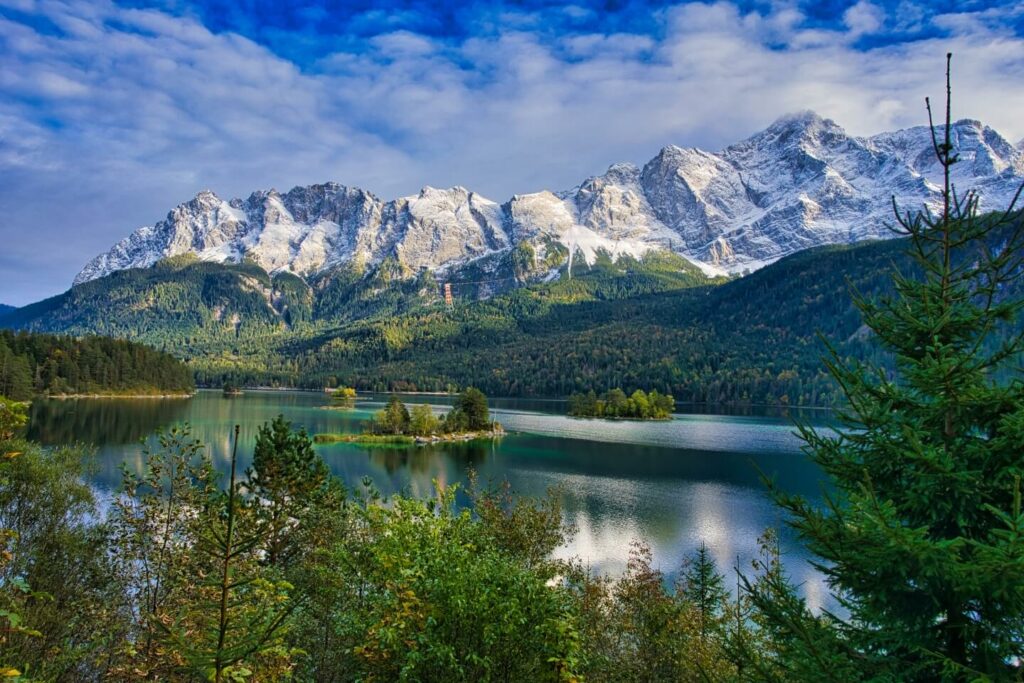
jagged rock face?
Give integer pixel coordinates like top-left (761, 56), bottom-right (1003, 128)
top-left (640, 113), bottom-right (1023, 268)
top-left (75, 184), bottom-right (383, 284)
top-left (504, 166), bottom-right (666, 269)
top-left (640, 146), bottom-right (749, 251)
top-left (574, 163), bottom-right (663, 240)
top-left (871, 121), bottom-right (1024, 208)
top-left (391, 187), bottom-right (509, 271)
top-left (76, 113), bottom-right (1024, 285)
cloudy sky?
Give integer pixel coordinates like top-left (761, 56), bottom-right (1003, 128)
top-left (1, 0), bottom-right (1023, 305)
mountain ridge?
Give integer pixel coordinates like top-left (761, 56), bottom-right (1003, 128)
top-left (75, 113), bottom-right (1024, 288)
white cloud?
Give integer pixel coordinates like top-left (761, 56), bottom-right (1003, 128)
top-left (844, 1), bottom-right (886, 38)
top-left (1, 0), bottom-right (1023, 304)
top-left (34, 70), bottom-right (90, 97)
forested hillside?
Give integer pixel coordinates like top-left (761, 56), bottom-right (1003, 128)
top-left (222, 232), bottom-right (1018, 405)
top-left (0, 330), bottom-right (194, 400)
top-left (258, 239), bottom-right (911, 404)
top-left (4, 227), bottom-right (1020, 406)
top-left (2, 249), bottom-right (712, 341)
top-left (2, 255), bottom-right (315, 346)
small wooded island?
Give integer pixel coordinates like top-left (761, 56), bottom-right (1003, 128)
top-left (322, 386), bottom-right (357, 410)
top-left (567, 388), bottom-right (675, 420)
top-left (315, 388), bottom-right (503, 445)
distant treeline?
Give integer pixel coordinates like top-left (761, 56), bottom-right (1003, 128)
top-left (0, 330), bottom-right (194, 400)
top-left (568, 388), bottom-right (675, 419)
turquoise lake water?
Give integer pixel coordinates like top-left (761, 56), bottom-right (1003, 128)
top-left (27, 389), bottom-right (833, 607)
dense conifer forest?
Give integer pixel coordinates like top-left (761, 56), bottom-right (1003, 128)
top-left (5, 228), bottom-right (1022, 406)
top-left (194, 234), bottom-right (1013, 404)
top-left (0, 330), bottom-right (194, 400)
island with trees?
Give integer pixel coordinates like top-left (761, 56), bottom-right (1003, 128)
top-left (315, 387), bottom-right (503, 445)
top-left (323, 386), bottom-right (357, 410)
top-left (567, 388), bottom-right (675, 420)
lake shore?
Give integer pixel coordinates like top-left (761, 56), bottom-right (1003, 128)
top-left (191, 386), bottom-right (835, 414)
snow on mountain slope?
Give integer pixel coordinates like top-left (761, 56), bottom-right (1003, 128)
top-left (639, 112), bottom-right (1023, 269)
top-left (870, 120), bottom-right (1024, 209)
top-left (76, 114), bottom-right (1024, 286)
top-left (76, 184), bottom-right (383, 284)
top-left (505, 164), bottom-right (675, 270)
top-left (393, 187), bottom-right (509, 270)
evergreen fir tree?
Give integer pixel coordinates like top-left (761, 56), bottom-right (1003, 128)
top-left (246, 415), bottom-right (330, 568)
top-left (750, 54), bottom-right (1024, 680)
top-left (160, 425), bottom-right (296, 682)
top-left (454, 387), bottom-right (490, 430)
top-left (678, 541), bottom-right (728, 645)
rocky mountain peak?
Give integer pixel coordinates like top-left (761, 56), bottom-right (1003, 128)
top-left (729, 111), bottom-right (851, 161)
top-left (75, 114), bottom-right (1024, 287)
top-left (648, 144), bottom-right (692, 165)
top-left (600, 162), bottom-right (641, 184)
top-left (194, 188), bottom-right (220, 202)
top-left (869, 119), bottom-right (1024, 207)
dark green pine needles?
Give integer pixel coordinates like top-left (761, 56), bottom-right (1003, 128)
top-left (744, 54), bottom-right (1024, 681)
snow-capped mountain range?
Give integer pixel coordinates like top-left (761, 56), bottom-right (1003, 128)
top-left (75, 112), bottom-right (1024, 286)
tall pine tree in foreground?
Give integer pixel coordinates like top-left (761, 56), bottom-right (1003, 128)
top-left (747, 54), bottom-right (1024, 681)
top-left (246, 415), bottom-right (333, 568)
top-left (159, 425), bottom-right (296, 682)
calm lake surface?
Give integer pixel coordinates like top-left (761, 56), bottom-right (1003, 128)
top-left (27, 390), bottom-right (833, 608)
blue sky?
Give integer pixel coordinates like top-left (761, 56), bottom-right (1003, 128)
top-left (1, 0), bottom-right (1023, 305)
